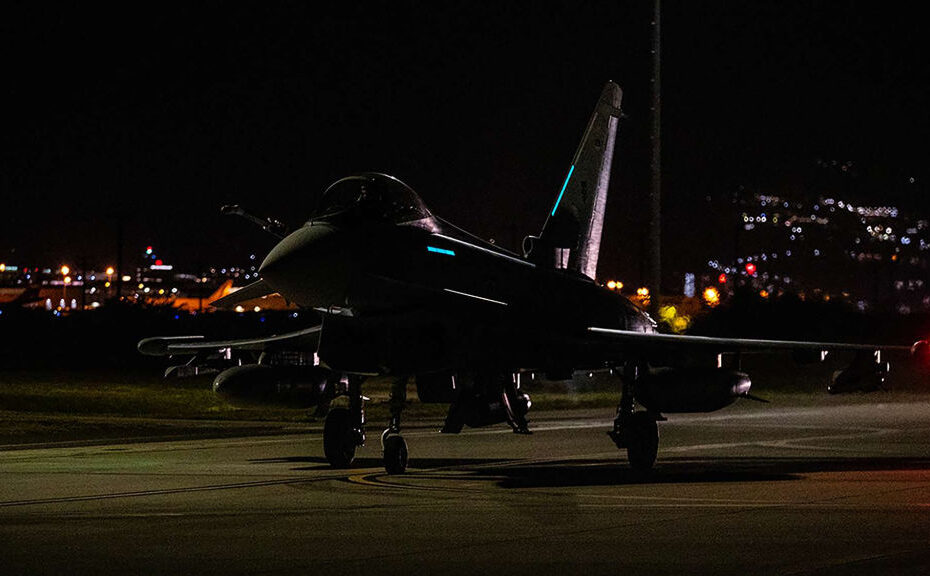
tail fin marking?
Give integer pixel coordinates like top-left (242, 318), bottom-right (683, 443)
top-left (528, 81), bottom-right (623, 280)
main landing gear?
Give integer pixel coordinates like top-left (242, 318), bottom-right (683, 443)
top-left (321, 375), bottom-right (411, 475)
top-left (607, 362), bottom-right (660, 470)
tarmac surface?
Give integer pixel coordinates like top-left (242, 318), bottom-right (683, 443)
top-left (2, 396), bottom-right (930, 575)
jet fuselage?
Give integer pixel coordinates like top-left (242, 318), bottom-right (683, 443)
top-left (257, 174), bottom-right (654, 377)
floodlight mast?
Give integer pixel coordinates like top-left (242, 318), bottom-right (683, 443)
top-left (648, 0), bottom-right (662, 319)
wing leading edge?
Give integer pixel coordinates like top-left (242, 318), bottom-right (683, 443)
top-left (138, 325), bottom-right (322, 356)
top-left (587, 327), bottom-right (912, 354)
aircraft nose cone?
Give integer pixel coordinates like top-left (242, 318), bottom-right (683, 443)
top-left (259, 223), bottom-right (351, 308)
top-left (260, 223), bottom-right (335, 272)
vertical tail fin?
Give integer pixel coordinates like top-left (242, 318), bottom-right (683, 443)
top-left (524, 82), bottom-right (623, 280)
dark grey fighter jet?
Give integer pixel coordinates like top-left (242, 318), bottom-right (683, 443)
top-left (140, 82), bottom-right (915, 474)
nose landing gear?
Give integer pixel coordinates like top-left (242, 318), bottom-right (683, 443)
top-left (379, 376), bottom-right (410, 474)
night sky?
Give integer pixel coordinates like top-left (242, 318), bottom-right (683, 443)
top-left (4, 1), bottom-right (929, 288)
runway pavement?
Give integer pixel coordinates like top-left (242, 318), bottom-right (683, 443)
top-left (2, 395), bottom-right (930, 575)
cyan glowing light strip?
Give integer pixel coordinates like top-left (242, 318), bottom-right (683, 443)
top-left (551, 164), bottom-right (575, 216)
top-left (427, 246), bottom-right (456, 256)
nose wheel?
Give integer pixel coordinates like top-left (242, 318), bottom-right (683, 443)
top-left (380, 376), bottom-right (410, 474)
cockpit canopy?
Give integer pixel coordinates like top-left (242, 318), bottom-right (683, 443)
top-left (312, 173), bottom-right (431, 225)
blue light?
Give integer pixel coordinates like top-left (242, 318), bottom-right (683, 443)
top-left (427, 246), bottom-right (456, 256)
top-left (551, 164), bottom-right (575, 216)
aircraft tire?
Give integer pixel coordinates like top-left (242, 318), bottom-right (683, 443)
top-left (383, 435), bottom-right (408, 475)
top-left (625, 412), bottom-right (658, 471)
top-left (323, 407), bottom-right (357, 468)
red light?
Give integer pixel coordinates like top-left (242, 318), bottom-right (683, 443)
top-left (745, 262), bottom-right (757, 275)
top-left (718, 273), bottom-right (727, 284)
top-left (155, 259), bottom-right (163, 266)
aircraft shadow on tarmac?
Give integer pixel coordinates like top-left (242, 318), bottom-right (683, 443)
top-left (247, 455), bottom-right (930, 487)
top-left (466, 456), bottom-right (930, 489)
top-left (248, 456), bottom-right (514, 471)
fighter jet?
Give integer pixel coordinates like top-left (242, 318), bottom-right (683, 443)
top-left (140, 82), bottom-right (916, 474)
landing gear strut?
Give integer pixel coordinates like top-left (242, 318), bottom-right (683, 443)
top-left (381, 376), bottom-right (409, 474)
top-left (323, 375), bottom-right (366, 468)
top-left (608, 362), bottom-right (660, 470)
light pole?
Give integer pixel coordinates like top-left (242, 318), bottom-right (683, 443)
top-left (648, 0), bottom-right (662, 319)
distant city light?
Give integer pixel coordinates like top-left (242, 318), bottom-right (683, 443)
top-left (121, 275), bottom-right (132, 282)
top-left (745, 262), bottom-right (757, 275)
top-left (60, 265), bottom-right (70, 276)
top-left (718, 273), bottom-right (727, 284)
top-left (106, 267), bottom-right (115, 276)
top-left (703, 286), bottom-right (720, 307)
